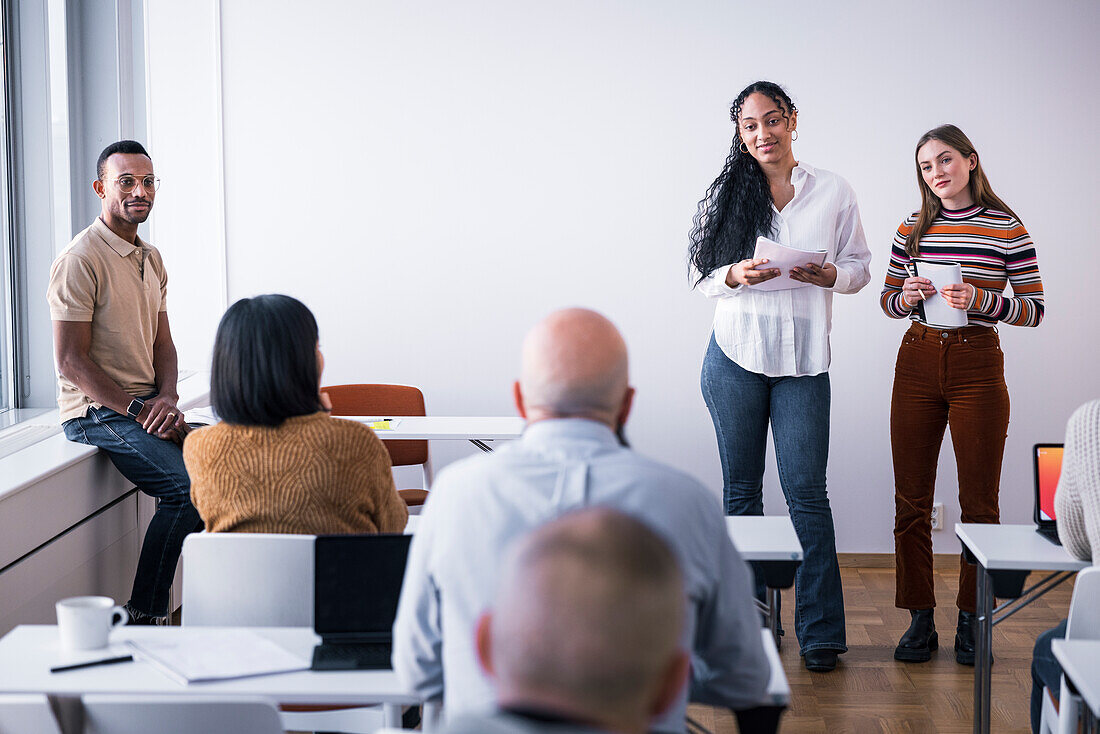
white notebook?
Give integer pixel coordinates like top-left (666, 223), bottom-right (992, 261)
top-left (127, 629), bottom-right (309, 685)
top-left (913, 259), bottom-right (968, 328)
top-left (748, 236), bottom-right (828, 291)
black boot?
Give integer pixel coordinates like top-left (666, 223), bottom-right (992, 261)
top-left (955, 610), bottom-right (976, 665)
top-left (894, 608), bottom-right (937, 662)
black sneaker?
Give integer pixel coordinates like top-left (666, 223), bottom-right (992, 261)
top-left (124, 603), bottom-right (165, 626)
top-left (803, 650), bottom-right (838, 672)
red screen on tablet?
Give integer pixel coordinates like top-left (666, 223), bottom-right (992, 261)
top-left (1036, 445), bottom-right (1063, 521)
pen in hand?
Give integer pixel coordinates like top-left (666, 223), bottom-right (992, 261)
top-left (904, 263), bottom-right (928, 302)
top-left (50, 654), bottom-right (134, 673)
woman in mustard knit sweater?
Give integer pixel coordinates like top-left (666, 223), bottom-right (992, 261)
top-left (184, 294), bottom-right (408, 534)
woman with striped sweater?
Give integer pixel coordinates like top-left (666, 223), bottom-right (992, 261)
top-left (881, 124), bottom-right (1044, 666)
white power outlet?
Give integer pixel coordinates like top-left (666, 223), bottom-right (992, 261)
top-left (931, 502), bottom-right (945, 531)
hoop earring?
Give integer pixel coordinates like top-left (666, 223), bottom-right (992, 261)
top-left (738, 142), bottom-right (748, 154)
top-left (791, 130), bottom-right (798, 141)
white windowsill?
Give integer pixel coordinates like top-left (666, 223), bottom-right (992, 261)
top-left (0, 372), bottom-right (211, 504)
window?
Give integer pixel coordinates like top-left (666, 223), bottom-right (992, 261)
top-left (0, 2), bottom-right (13, 415)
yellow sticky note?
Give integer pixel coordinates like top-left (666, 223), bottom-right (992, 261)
top-left (368, 420), bottom-right (393, 431)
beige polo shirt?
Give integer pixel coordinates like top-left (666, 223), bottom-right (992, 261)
top-left (47, 218), bottom-right (169, 422)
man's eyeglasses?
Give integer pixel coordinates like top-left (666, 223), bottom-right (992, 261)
top-left (105, 175), bottom-right (161, 194)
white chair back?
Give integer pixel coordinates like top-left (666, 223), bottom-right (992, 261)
top-left (179, 533), bottom-right (387, 734)
top-left (182, 533), bottom-right (315, 627)
top-left (82, 695), bottom-right (282, 734)
top-left (0, 694), bottom-right (62, 734)
top-left (1050, 565), bottom-right (1100, 734)
top-left (1066, 566), bottom-right (1100, 639)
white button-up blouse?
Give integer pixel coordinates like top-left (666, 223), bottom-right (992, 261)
top-left (696, 162), bottom-right (872, 377)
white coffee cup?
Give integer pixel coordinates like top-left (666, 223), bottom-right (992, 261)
top-left (55, 596), bottom-right (128, 651)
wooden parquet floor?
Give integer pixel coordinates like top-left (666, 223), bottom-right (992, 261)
top-left (688, 564), bottom-right (1072, 733)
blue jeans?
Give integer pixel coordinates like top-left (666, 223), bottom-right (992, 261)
top-left (64, 403), bottom-right (202, 617)
top-left (701, 335), bottom-right (847, 654)
top-left (1031, 619), bottom-right (1067, 733)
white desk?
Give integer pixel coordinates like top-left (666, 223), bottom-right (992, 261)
top-left (955, 523), bottom-right (1088, 734)
top-left (727, 516), bottom-right (803, 646)
top-left (0, 625), bottom-right (787, 730)
top-left (1053, 639), bottom-right (1100, 732)
top-left (0, 626), bottom-right (418, 727)
top-left (347, 416), bottom-right (525, 452)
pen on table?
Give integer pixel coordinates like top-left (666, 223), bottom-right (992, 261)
top-left (50, 654), bottom-right (134, 673)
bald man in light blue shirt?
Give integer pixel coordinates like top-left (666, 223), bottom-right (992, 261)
top-left (392, 308), bottom-right (769, 733)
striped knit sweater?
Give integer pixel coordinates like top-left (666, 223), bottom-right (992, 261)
top-left (879, 205), bottom-right (1044, 327)
top-left (1055, 399), bottom-right (1100, 562)
top-left (184, 411), bottom-right (408, 535)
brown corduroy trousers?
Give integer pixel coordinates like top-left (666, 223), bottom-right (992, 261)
top-left (891, 322), bottom-right (1010, 613)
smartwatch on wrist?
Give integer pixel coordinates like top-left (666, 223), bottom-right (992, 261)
top-left (126, 397), bottom-right (145, 419)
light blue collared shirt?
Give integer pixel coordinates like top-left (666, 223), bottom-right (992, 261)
top-left (392, 418), bottom-right (769, 733)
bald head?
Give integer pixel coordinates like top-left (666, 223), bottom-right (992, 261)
top-left (517, 308), bottom-right (631, 426)
top-left (481, 508), bottom-right (688, 728)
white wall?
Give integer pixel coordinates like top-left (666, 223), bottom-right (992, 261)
top-left (145, 0), bottom-right (1100, 553)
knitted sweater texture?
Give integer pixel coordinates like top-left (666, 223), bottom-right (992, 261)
top-left (184, 411), bottom-right (408, 534)
top-left (1055, 399), bottom-right (1100, 561)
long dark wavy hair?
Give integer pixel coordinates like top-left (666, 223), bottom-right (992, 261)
top-left (688, 81), bottom-right (797, 286)
top-left (904, 124), bottom-right (1021, 257)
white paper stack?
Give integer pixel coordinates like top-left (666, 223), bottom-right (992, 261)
top-left (748, 236), bottom-right (828, 291)
top-left (127, 629), bottom-right (309, 685)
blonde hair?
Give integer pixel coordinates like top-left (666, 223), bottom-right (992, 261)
top-left (905, 124), bottom-right (1021, 257)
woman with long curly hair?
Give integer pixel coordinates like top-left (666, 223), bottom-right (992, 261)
top-left (690, 80), bottom-right (872, 673)
top-left (882, 125), bottom-right (1044, 666)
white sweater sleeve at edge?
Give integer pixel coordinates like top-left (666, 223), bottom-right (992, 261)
top-left (1055, 399), bottom-right (1100, 562)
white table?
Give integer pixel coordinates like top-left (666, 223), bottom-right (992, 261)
top-left (1053, 639), bottom-right (1100, 733)
top-left (727, 516), bottom-right (803, 646)
top-left (0, 626), bottom-right (418, 727)
top-left (0, 624), bottom-right (788, 731)
top-left (346, 416), bottom-right (525, 452)
top-left (955, 523), bottom-right (1089, 734)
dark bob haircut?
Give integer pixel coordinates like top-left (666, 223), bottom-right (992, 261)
top-left (97, 140), bottom-right (150, 180)
top-left (211, 294), bottom-right (325, 426)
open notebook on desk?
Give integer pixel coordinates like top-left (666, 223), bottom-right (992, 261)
top-left (127, 629), bottom-right (309, 684)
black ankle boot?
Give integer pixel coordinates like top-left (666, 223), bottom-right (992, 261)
top-left (955, 610), bottom-right (976, 665)
top-left (894, 608), bottom-right (937, 662)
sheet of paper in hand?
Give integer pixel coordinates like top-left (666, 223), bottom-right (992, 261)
top-left (748, 236), bottom-right (828, 292)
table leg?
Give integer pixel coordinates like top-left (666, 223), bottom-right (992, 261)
top-left (973, 564), bottom-right (993, 734)
top-left (767, 587), bottom-right (781, 647)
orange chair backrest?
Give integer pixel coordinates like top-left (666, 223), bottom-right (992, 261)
top-left (322, 384), bottom-right (428, 467)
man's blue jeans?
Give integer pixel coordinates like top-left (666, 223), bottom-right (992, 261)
top-left (1031, 619), bottom-right (1067, 733)
top-left (64, 404), bottom-right (202, 618)
top-left (701, 335), bottom-right (847, 655)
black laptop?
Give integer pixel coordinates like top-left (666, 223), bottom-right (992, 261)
top-left (311, 534), bottom-right (412, 671)
top-left (1033, 443), bottom-right (1064, 546)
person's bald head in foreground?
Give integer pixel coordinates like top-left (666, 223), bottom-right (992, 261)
top-left (475, 508), bottom-right (690, 734)
top-left (514, 308), bottom-right (634, 430)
